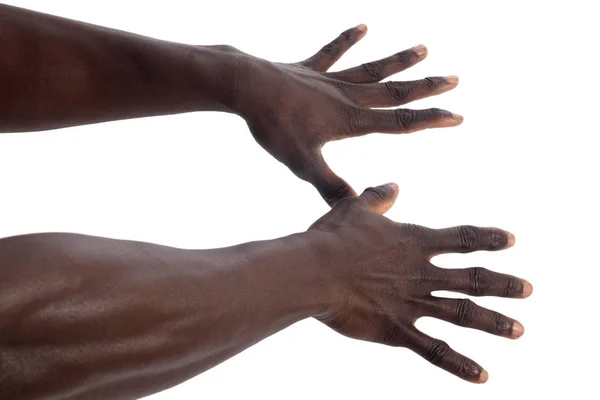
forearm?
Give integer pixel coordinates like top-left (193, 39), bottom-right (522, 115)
top-left (0, 4), bottom-right (237, 133)
top-left (0, 232), bottom-right (331, 400)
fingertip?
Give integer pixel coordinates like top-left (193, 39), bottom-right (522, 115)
top-left (477, 369), bottom-right (489, 384)
top-left (433, 111), bottom-right (463, 128)
top-left (356, 23), bottom-right (368, 33)
top-left (506, 232), bottom-right (516, 248)
top-left (511, 321), bottom-right (525, 339)
top-left (450, 113), bottom-right (464, 124)
top-left (386, 182), bottom-right (399, 191)
top-left (521, 280), bottom-right (533, 298)
top-left (412, 44), bottom-right (428, 58)
top-left (444, 75), bottom-right (459, 85)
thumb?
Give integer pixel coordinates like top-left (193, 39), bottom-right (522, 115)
top-left (293, 151), bottom-right (356, 207)
top-left (358, 183), bottom-right (399, 214)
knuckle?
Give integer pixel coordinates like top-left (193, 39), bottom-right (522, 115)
top-left (421, 107), bottom-right (449, 123)
top-left (340, 106), bottom-right (367, 135)
top-left (339, 30), bottom-right (353, 41)
top-left (416, 263), bottom-right (437, 282)
top-left (385, 82), bottom-right (410, 102)
top-left (492, 312), bottom-right (513, 334)
top-left (394, 49), bottom-right (413, 64)
top-left (468, 267), bottom-right (491, 296)
top-left (393, 109), bottom-right (415, 130)
top-left (454, 299), bottom-right (477, 327)
top-left (363, 186), bottom-right (389, 201)
top-left (360, 61), bottom-right (384, 81)
top-left (486, 229), bottom-right (509, 250)
top-left (422, 76), bottom-right (446, 89)
top-left (457, 225), bottom-right (482, 251)
top-left (320, 43), bottom-right (339, 57)
top-left (425, 340), bottom-right (450, 365)
top-left (503, 277), bottom-right (523, 297)
top-left (458, 359), bottom-right (481, 379)
top-left (211, 44), bottom-right (239, 53)
top-left (322, 181), bottom-right (353, 205)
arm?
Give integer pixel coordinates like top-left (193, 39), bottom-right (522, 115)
top-left (0, 4), bottom-right (462, 204)
top-left (0, 232), bottom-right (328, 400)
top-left (0, 3), bottom-right (236, 130)
top-left (0, 184), bottom-right (532, 399)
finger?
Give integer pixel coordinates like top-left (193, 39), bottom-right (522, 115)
top-left (433, 266), bottom-right (533, 298)
top-left (301, 24), bottom-right (368, 72)
top-left (428, 226), bottom-right (515, 256)
top-left (327, 45), bottom-right (428, 83)
top-left (404, 327), bottom-right (487, 383)
top-left (357, 108), bottom-right (463, 135)
top-left (349, 76), bottom-right (458, 108)
top-left (292, 151), bottom-right (356, 206)
top-left (357, 183), bottom-right (399, 214)
top-left (420, 296), bottom-right (525, 339)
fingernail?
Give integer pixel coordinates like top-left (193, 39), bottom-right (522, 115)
top-left (445, 75), bottom-right (459, 85)
top-left (386, 182), bottom-right (399, 190)
top-left (506, 232), bottom-right (516, 248)
top-left (450, 113), bottom-right (464, 123)
top-left (356, 24), bottom-right (368, 32)
top-left (477, 369), bottom-right (489, 384)
top-left (521, 280), bottom-right (533, 298)
top-left (412, 44), bottom-right (427, 57)
top-left (511, 321), bottom-right (525, 339)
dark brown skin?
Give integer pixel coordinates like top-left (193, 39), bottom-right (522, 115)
top-left (0, 4), bottom-right (462, 205)
top-left (0, 184), bottom-right (532, 399)
top-left (0, 4), bottom-right (533, 398)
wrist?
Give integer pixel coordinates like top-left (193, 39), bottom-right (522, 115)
top-left (286, 231), bottom-right (340, 319)
top-left (208, 232), bottom-right (339, 322)
top-left (187, 45), bottom-right (241, 113)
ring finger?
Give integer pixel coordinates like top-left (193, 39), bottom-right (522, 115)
top-left (419, 296), bottom-right (524, 339)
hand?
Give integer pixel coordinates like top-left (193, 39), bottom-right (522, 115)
top-left (230, 25), bottom-right (462, 205)
top-left (308, 183), bottom-right (532, 383)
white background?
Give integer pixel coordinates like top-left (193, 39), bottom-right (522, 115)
top-left (1, 0), bottom-right (599, 398)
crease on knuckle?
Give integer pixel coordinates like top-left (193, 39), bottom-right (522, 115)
top-left (394, 49), bottom-right (413, 64)
top-left (503, 277), bottom-right (523, 297)
top-left (385, 82), bottom-right (410, 102)
top-left (458, 359), bottom-right (480, 379)
top-left (322, 181), bottom-right (352, 205)
top-left (363, 186), bottom-right (388, 201)
top-left (422, 77), bottom-right (446, 89)
top-left (420, 107), bottom-right (448, 124)
top-left (425, 340), bottom-right (450, 365)
top-left (487, 230), bottom-right (508, 250)
top-left (469, 267), bottom-right (491, 296)
top-left (454, 299), bottom-right (477, 327)
top-left (340, 30), bottom-right (353, 41)
top-left (457, 225), bottom-right (482, 251)
top-left (320, 43), bottom-right (339, 57)
top-left (492, 312), bottom-right (512, 334)
top-left (360, 61), bottom-right (383, 81)
top-left (393, 109), bottom-right (415, 130)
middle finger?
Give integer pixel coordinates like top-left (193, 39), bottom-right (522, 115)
top-left (348, 76), bottom-right (458, 108)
